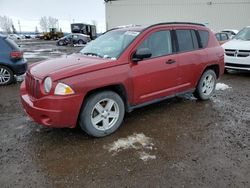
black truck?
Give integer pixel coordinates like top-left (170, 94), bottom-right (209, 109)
top-left (71, 23), bottom-right (97, 40)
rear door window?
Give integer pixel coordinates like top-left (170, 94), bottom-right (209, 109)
top-left (176, 30), bottom-right (195, 52)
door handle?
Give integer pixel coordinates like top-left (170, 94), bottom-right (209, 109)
top-left (166, 59), bottom-right (176, 64)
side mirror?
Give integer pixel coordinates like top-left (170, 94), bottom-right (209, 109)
top-left (132, 48), bottom-right (152, 62)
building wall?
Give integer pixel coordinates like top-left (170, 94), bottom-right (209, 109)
top-left (105, 0), bottom-right (250, 31)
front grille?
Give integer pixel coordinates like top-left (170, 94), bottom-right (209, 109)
top-left (225, 63), bottom-right (250, 68)
top-left (225, 49), bottom-right (250, 57)
top-left (25, 73), bottom-right (41, 98)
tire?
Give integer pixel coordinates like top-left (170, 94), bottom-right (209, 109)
top-left (194, 69), bottom-right (217, 100)
top-left (79, 91), bottom-right (125, 137)
top-left (78, 39), bottom-right (85, 45)
top-left (0, 65), bottom-right (14, 86)
top-left (58, 40), bottom-right (64, 46)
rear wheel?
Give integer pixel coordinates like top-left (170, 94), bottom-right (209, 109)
top-left (194, 69), bottom-right (217, 100)
top-left (78, 39), bottom-right (85, 45)
top-left (0, 66), bottom-right (14, 86)
top-left (79, 91), bottom-right (125, 137)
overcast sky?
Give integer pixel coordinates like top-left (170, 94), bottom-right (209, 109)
top-left (0, 0), bottom-right (106, 32)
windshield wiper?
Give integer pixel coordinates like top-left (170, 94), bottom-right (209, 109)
top-left (82, 52), bottom-right (103, 58)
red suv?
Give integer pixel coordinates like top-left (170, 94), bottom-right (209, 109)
top-left (20, 22), bottom-right (224, 137)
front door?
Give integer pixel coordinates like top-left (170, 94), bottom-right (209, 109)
top-left (130, 29), bottom-right (179, 104)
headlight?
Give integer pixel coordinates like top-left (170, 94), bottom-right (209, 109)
top-left (44, 77), bottom-right (52, 93)
top-left (54, 83), bottom-right (75, 95)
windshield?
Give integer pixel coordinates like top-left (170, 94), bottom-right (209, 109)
top-left (234, 27), bottom-right (250, 41)
top-left (80, 30), bottom-right (140, 59)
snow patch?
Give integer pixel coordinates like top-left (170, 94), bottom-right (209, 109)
top-left (23, 52), bottom-right (41, 58)
top-left (139, 151), bottom-right (156, 162)
top-left (108, 133), bottom-right (153, 152)
top-left (216, 83), bottom-right (231, 91)
top-left (106, 133), bottom-right (156, 162)
top-left (33, 48), bottom-right (53, 52)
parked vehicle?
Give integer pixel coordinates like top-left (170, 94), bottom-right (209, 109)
top-left (57, 33), bottom-right (91, 46)
top-left (215, 32), bottom-right (230, 45)
top-left (221, 29), bottom-right (239, 39)
top-left (20, 22), bottom-right (224, 137)
top-left (222, 26), bottom-right (250, 72)
top-left (0, 34), bottom-right (27, 85)
top-left (8, 34), bottom-right (21, 40)
top-left (71, 23), bottom-right (97, 40)
top-left (43, 28), bottom-right (64, 40)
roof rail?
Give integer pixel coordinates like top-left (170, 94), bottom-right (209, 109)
top-left (151, 22), bottom-right (205, 27)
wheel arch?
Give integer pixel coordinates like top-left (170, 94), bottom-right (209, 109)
top-left (0, 63), bottom-right (15, 74)
top-left (203, 64), bottom-right (220, 79)
top-left (76, 84), bottom-right (130, 128)
top-left (194, 64), bottom-right (219, 92)
top-left (83, 84), bottom-right (129, 110)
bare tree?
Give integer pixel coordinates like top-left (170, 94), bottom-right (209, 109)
top-left (0, 16), bottom-right (13, 34)
top-left (39, 16), bottom-right (48, 32)
top-left (40, 16), bottom-right (59, 32)
top-left (48, 16), bottom-right (58, 29)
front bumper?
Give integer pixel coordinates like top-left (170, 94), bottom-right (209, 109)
top-left (225, 55), bottom-right (250, 71)
top-left (20, 81), bottom-right (84, 128)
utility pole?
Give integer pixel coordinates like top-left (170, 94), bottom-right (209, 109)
top-left (18, 20), bottom-right (21, 34)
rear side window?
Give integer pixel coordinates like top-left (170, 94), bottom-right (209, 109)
top-left (137, 30), bottom-right (172, 58)
top-left (176, 30), bottom-right (197, 52)
top-left (5, 38), bottom-right (20, 50)
top-left (198, 30), bottom-right (209, 48)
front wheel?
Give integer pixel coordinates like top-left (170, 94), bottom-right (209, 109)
top-left (194, 70), bottom-right (217, 100)
top-left (79, 91), bottom-right (125, 137)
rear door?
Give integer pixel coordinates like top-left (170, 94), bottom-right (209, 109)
top-left (130, 29), bottom-right (180, 104)
top-left (173, 28), bottom-right (204, 92)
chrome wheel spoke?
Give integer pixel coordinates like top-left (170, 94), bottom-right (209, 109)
top-left (92, 114), bottom-right (103, 125)
top-left (95, 103), bottom-right (105, 113)
top-left (102, 118), bottom-right (110, 128)
top-left (91, 98), bottom-right (119, 131)
top-left (105, 100), bottom-right (114, 111)
top-left (108, 111), bottom-right (118, 118)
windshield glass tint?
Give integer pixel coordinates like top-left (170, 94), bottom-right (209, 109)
top-left (234, 27), bottom-right (250, 41)
top-left (80, 30), bottom-right (140, 59)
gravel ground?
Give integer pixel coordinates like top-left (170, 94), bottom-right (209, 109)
top-left (0, 40), bottom-right (249, 188)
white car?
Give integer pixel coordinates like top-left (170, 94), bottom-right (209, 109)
top-left (222, 26), bottom-right (250, 71)
top-left (221, 29), bottom-right (239, 39)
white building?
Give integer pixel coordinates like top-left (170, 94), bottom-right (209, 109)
top-left (105, 0), bottom-right (250, 31)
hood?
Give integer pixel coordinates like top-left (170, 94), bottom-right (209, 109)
top-left (222, 39), bottom-right (250, 50)
top-left (29, 54), bottom-right (117, 80)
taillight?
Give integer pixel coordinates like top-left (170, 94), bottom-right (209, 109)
top-left (10, 51), bottom-right (23, 60)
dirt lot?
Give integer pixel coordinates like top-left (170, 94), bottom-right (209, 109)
top-left (0, 40), bottom-right (249, 188)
